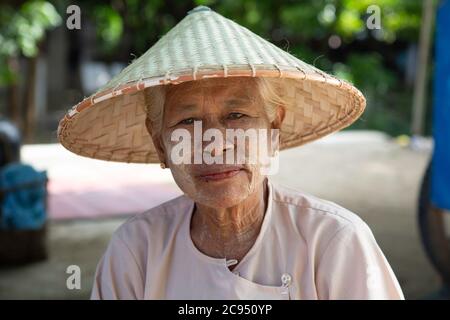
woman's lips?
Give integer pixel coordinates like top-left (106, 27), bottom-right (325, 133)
top-left (198, 168), bottom-right (243, 181)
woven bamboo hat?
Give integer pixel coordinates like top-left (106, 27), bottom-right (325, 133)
top-left (57, 5), bottom-right (365, 164)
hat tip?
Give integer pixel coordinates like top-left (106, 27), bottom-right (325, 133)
top-left (187, 5), bottom-right (212, 15)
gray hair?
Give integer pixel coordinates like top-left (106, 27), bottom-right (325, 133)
top-left (143, 77), bottom-right (288, 137)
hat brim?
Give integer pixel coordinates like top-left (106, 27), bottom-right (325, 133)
top-left (57, 64), bottom-right (365, 164)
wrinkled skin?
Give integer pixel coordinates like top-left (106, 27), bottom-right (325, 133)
top-left (145, 77), bottom-right (285, 268)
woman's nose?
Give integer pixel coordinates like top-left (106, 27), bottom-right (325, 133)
top-left (208, 139), bottom-right (234, 157)
top-left (202, 114), bottom-right (225, 129)
top-left (200, 116), bottom-right (235, 158)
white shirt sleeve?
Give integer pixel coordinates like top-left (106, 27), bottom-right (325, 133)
top-left (90, 234), bottom-right (145, 300)
top-left (316, 221), bottom-right (405, 300)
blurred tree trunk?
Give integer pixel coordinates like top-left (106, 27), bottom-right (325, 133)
top-left (6, 56), bottom-right (22, 132)
top-left (23, 54), bottom-right (38, 143)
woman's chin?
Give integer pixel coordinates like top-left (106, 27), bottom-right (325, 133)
top-left (191, 171), bottom-right (253, 207)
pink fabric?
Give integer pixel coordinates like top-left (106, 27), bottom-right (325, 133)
top-left (47, 179), bottom-right (181, 220)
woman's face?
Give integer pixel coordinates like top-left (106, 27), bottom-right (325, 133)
top-left (151, 77), bottom-right (278, 208)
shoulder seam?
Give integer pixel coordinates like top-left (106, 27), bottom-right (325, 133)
top-left (272, 198), bottom-right (356, 224)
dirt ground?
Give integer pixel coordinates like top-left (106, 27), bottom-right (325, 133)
top-left (0, 130), bottom-right (445, 299)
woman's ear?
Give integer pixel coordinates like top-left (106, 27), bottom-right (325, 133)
top-left (271, 105), bottom-right (286, 130)
top-left (145, 117), bottom-right (168, 166)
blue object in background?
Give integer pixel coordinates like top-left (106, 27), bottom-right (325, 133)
top-left (431, 0), bottom-right (450, 211)
top-left (0, 163), bottom-right (47, 230)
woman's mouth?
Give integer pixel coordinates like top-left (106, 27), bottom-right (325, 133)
top-left (197, 167), bottom-right (244, 181)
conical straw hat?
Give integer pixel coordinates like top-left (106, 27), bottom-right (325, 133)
top-left (57, 5), bottom-right (365, 164)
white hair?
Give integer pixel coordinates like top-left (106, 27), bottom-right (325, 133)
top-left (143, 77), bottom-right (288, 137)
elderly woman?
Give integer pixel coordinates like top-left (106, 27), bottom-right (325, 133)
top-left (58, 6), bottom-right (404, 300)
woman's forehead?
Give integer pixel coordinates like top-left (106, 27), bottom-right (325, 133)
top-left (166, 77), bottom-right (257, 99)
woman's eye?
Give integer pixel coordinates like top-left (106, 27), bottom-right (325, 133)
top-left (227, 112), bottom-right (246, 120)
top-left (178, 118), bottom-right (196, 125)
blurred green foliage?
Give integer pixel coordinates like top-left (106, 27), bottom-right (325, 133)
top-left (0, 1), bottom-right (62, 85)
top-left (92, 5), bottom-right (123, 52)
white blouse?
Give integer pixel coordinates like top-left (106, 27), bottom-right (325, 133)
top-left (91, 178), bottom-right (404, 300)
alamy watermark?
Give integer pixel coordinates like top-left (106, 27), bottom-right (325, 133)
top-left (65, 4), bottom-right (382, 31)
top-left (169, 121), bottom-right (280, 175)
top-left (66, 264), bottom-right (81, 290)
top-left (366, 5), bottom-right (381, 30)
top-left (66, 5), bottom-right (81, 30)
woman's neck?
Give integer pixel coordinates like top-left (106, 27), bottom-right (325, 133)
top-left (190, 179), bottom-right (268, 261)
